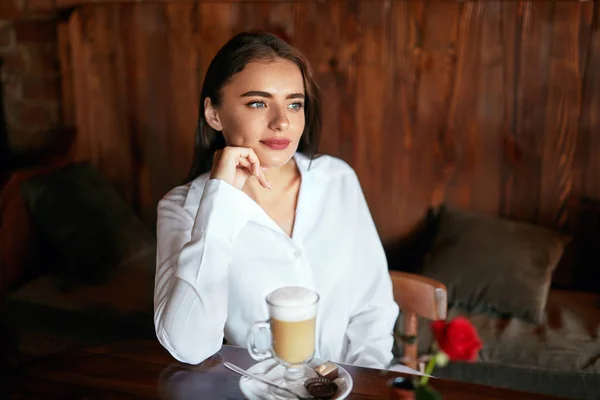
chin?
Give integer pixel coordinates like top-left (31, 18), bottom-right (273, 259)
top-left (255, 147), bottom-right (296, 169)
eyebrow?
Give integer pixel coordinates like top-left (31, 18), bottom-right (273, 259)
top-left (240, 91), bottom-right (305, 100)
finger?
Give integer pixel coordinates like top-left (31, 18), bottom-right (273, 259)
top-left (235, 148), bottom-right (271, 189)
top-left (239, 157), bottom-right (271, 189)
top-left (218, 147), bottom-right (254, 180)
top-left (237, 148), bottom-right (261, 177)
top-left (257, 171), bottom-right (272, 190)
top-left (236, 157), bottom-right (256, 178)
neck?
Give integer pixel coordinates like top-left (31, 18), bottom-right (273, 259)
top-left (264, 160), bottom-right (294, 187)
top-left (244, 156), bottom-right (299, 199)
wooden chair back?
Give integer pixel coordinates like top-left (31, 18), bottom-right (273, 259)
top-left (389, 271), bottom-right (447, 371)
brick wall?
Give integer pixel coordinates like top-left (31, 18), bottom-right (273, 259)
top-left (0, 0), bottom-right (61, 155)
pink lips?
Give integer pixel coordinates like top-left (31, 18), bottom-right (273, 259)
top-left (260, 138), bottom-right (291, 150)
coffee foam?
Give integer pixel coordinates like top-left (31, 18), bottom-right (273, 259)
top-left (267, 286), bottom-right (319, 322)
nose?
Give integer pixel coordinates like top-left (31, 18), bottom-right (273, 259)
top-left (268, 107), bottom-right (290, 131)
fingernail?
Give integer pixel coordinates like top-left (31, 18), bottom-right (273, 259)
top-left (267, 182), bottom-right (272, 190)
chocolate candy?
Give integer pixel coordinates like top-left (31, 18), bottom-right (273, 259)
top-left (304, 377), bottom-right (338, 399)
top-left (314, 361), bottom-right (339, 381)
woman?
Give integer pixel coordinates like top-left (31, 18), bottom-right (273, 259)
top-left (154, 31), bottom-right (399, 368)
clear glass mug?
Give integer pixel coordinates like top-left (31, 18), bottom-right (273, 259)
top-left (247, 286), bottom-right (320, 398)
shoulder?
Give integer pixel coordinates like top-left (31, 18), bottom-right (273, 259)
top-left (158, 172), bottom-right (211, 212)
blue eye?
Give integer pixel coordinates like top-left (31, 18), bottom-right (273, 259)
top-left (288, 103), bottom-right (304, 111)
top-left (248, 101), bottom-right (266, 109)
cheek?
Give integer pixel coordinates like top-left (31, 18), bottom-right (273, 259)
top-left (290, 112), bottom-right (306, 138)
top-left (221, 108), bottom-right (306, 145)
top-left (221, 112), bottom-right (264, 146)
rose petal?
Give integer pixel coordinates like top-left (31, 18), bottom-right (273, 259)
top-left (431, 317), bottom-right (483, 362)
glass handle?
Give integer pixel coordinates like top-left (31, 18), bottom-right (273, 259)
top-left (247, 321), bottom-right (273, 361)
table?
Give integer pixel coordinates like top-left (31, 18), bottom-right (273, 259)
top-left (10, 340), bottom-right (567, 399)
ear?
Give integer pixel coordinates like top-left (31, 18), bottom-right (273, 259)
top-left (204, 97), bottom-right (223, 131)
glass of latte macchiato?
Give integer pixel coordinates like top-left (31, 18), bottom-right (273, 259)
top-left (247, 286), bottom-right (319, 398)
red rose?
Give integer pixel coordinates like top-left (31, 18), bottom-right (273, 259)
top-left (431, 317), bottom-right (482, 361)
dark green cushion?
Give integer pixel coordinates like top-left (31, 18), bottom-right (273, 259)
top-left (420, 207), bottom-right (568, 323)
top-left (20, 163), bottom-right (155, 287)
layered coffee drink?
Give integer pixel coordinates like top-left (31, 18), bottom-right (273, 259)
top-left (266, 286), bottom-right (319, 365)
top-left (247, 286), bottom-right (321, 399)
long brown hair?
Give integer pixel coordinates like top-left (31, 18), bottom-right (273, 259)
top-left (185, 31), bottom-right (322, 182)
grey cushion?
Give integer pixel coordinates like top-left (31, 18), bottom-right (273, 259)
top-left (420, 207), bottom-right (568, 323)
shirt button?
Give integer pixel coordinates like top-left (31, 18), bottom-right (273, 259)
top-left (293, 249), bottom-right (303, 259)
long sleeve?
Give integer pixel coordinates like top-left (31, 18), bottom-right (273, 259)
top-left (343, 175), bottom-right (399, 368)
top-left (154, 178), bottom-right (260, 365)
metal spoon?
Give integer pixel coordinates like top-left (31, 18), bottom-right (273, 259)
top-left (224, 361), bottom-right (316, 400)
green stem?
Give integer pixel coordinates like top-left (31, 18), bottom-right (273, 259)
top-left (419, 353), bottom-right (438, 386)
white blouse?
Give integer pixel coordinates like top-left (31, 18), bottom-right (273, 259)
top-left (154, 152), bottom-right (399, 368)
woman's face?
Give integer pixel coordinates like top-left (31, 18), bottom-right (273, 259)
top-left (205, 58), bottom-right (306, 169)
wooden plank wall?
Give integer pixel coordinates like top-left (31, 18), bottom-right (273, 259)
top-left (59, 0), bottom-right (600, 244)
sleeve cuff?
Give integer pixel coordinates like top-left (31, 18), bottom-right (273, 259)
top-left (192, 179), bottom-right (260, 244)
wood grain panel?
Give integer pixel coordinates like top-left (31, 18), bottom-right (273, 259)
top-left (387, 0), bottom-right (423, 237)
top-left (354, 0), bottom-right (393, 236)
top-left (266, 1), bottom-right (295, 40)
top-left (293, 1), bottom-right (343, 160)
top-left (412, 1), bottom-right (461, 226)
top-left (577, 3), bottom-right (600, 202)
top-left (130, 4), bottom-right (170, 225)
top-left (57, 16), bottom-right (75, 127)
top-left (68, 9), bottom-right (92, 163)
top-left (469, 1), bottom-right (504, 216)
top-left (165, 2), bottom-right (200, 187)
top-left (540, 2), bottom-right (587, 228)
top-left (14, 342), bottom-right (570, 400)
top-left (328, 2), bottom-right (360, 164)
top-left (501, 1), bottom-right (554, 223)
top-left (117, 4), bottom-right (142, 215)
top-left (197, 2), bottom-right (234, 75)
top-left (444, 1), bottom-right (485, 211)
top-left (58, 0), bottom-right (600, 248)
top-left (74, 6), bottom-right (135, 203)
top-left (497, 1), bottom-right (519, 221)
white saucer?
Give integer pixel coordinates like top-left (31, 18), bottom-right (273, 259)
top-left (239, 358), bottom-right (353, 400)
